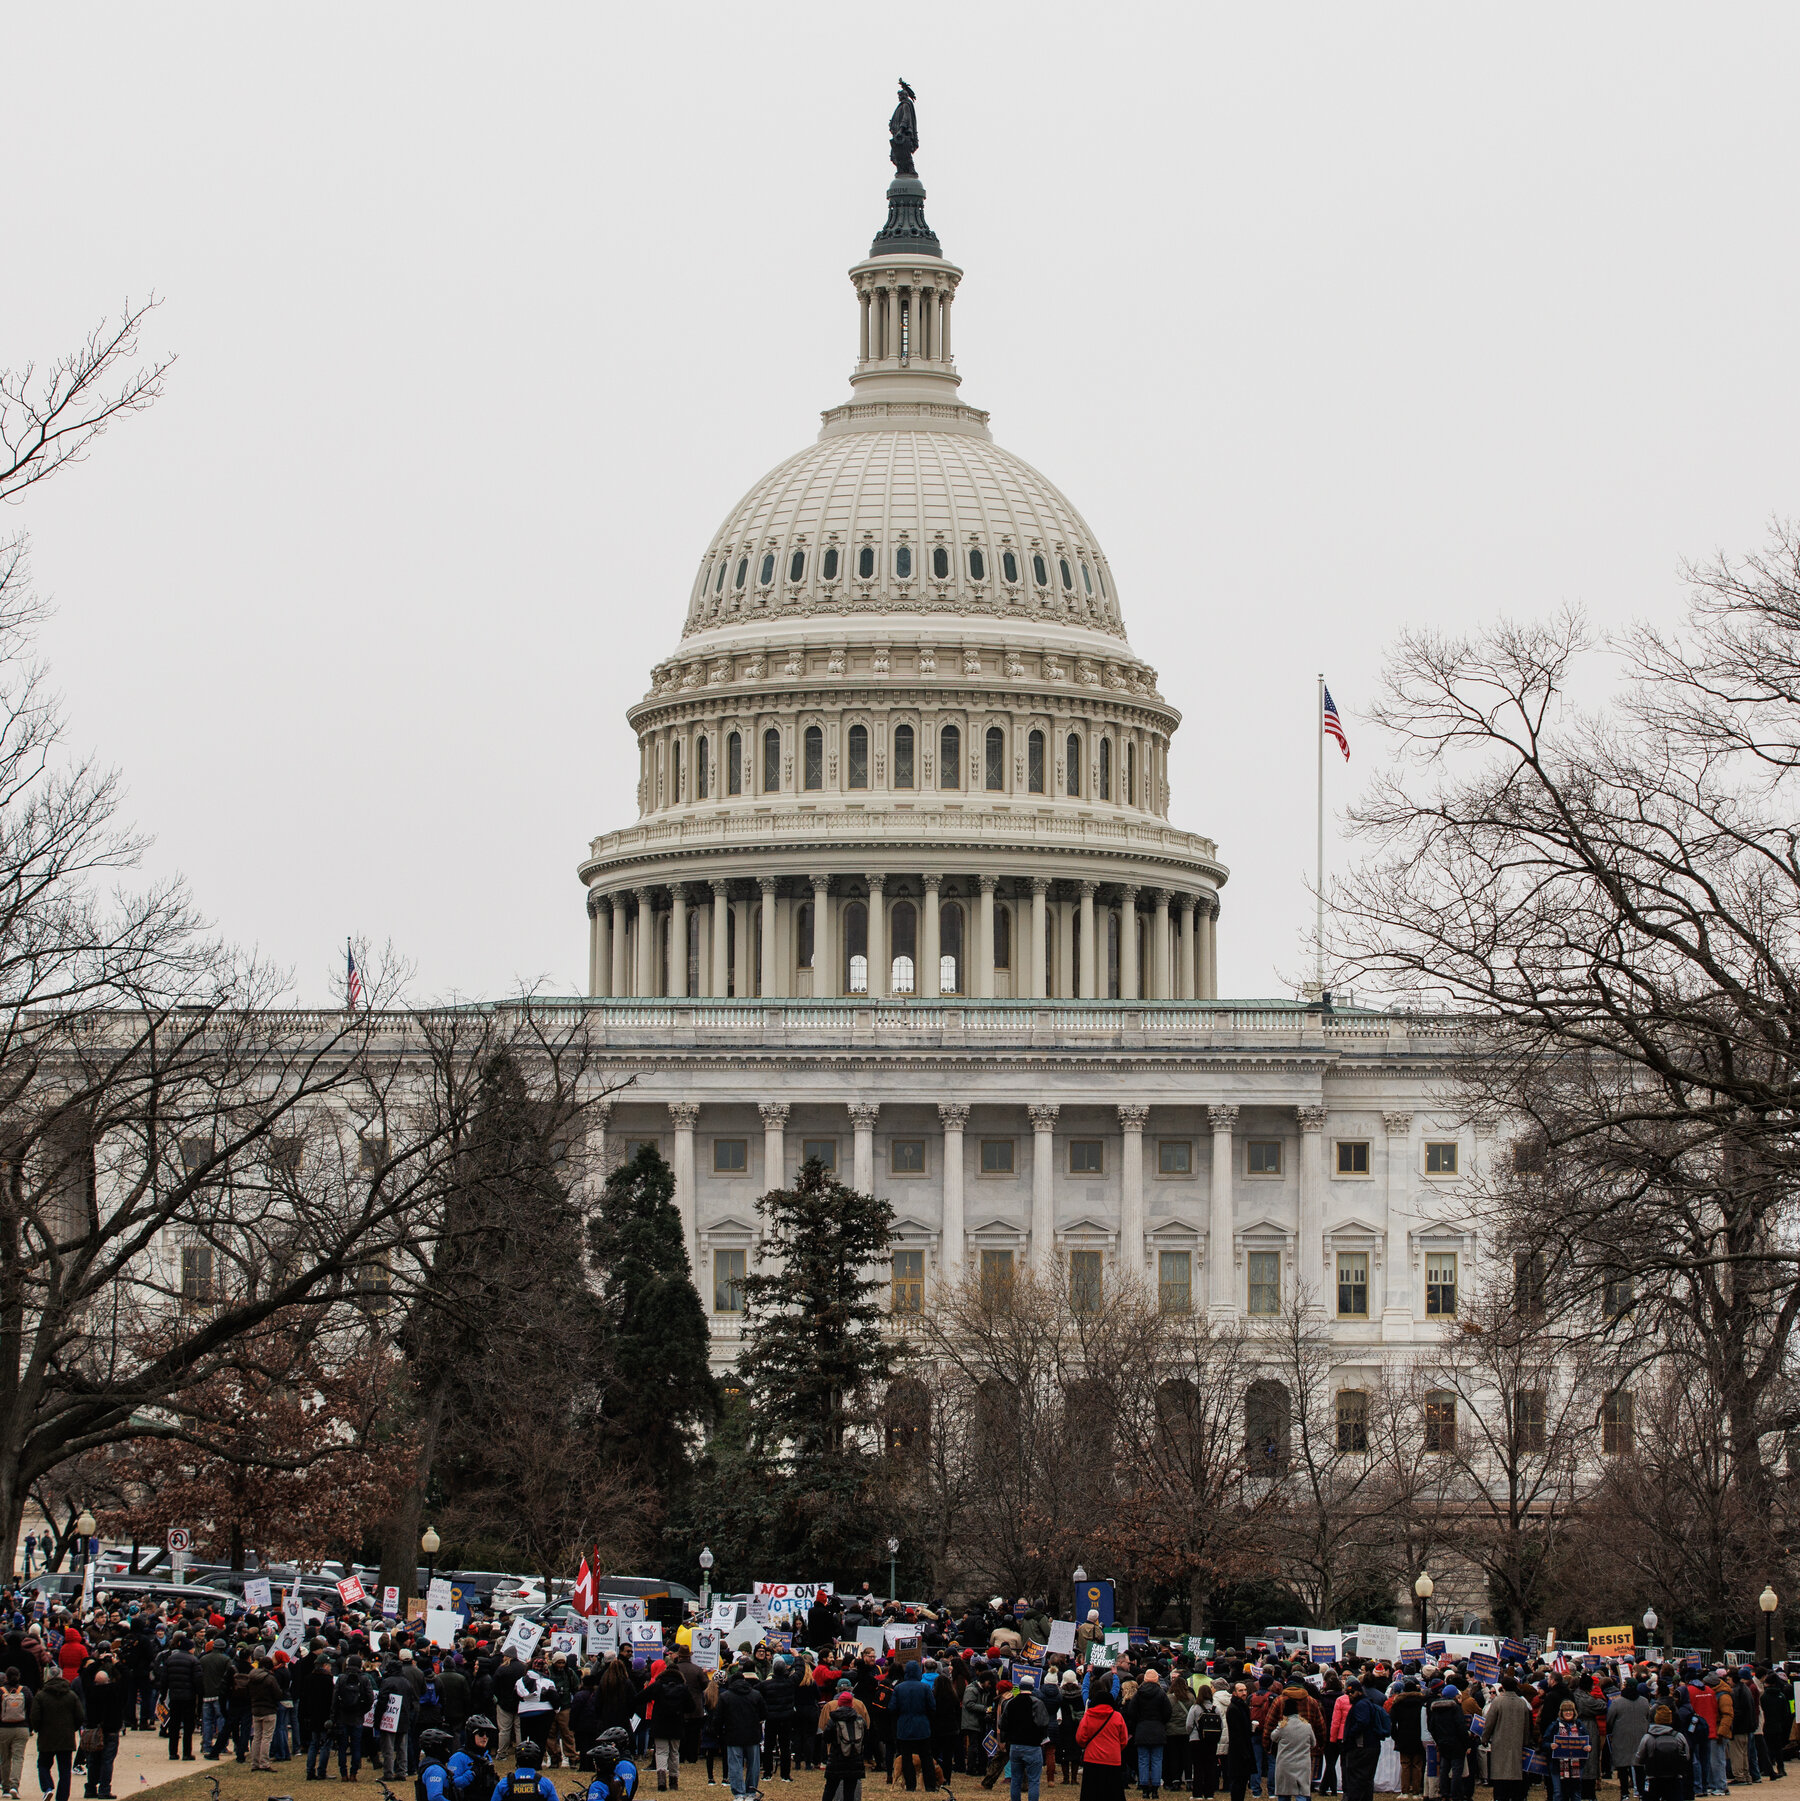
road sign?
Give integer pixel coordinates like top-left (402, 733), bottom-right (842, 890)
top-left (166, 1529), bottom-right (190, 1554)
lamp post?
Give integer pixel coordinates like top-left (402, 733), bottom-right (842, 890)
top-left (1760, 1586), bottom-right (1779, 1665)
top-left (1414, 1572), bottom-right (1434, 1642)
top-left (1643, 1607), bottom-right (1658, 1652)
top-left (888, 1538), bottom-right (899, 1602)
top-left (75, 1508), bottom-right (96, 1580)
top-left (699, 1546), bottom-right (714, 1615)
top-left (421, 1526), bottom-right (440, 1593)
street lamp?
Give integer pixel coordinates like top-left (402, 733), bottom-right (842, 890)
top-left (421, 1526), bottom-right (440, 1592)
top-left (1760, 1586), bottom-right (1779, 1665)
top-left (1643, 1607), bottom-right (1658, 1648)
top-left (888, 1538), bottom-right (899, 1601)
top-left (699, 1547), bottom-right (714, 1614)
top-left (1414, 1572), bottom-right (1434, 1641)
top-left (75, 1509), bottom-right (96, 1580)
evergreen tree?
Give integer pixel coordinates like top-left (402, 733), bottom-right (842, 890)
top-left (736, 1156), bottom-right (904, 1575)
top-left (588, 1143), bottom-right (718, 1481)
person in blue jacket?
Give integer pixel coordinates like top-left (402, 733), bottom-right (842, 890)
top-left (417, 1729), bottom-right (457, 1801)
top-left (490, 1739), bottom-right (560, 1801)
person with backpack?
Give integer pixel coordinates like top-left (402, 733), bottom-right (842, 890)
top-left (330, 1652), bottom-right (374, 1782)
top-left (0, 1665), bottom-right (32, 1797)
top-left (1339, 1677), bottom-right (1391, 1801)
top-left (1188, 1681), bottom-right (1226, 1799)
top-left (1636, 1707), bottom-right (1693, 1801)
top-left (822, 1688), bottom-right (870, 1801)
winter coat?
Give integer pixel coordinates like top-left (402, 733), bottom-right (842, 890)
top-left (648, 1667), bottom-right (691, 1737)
top-left (1575, 1691), bottom-right (1608, 1778)
top-left (712, 1675), bottom-right (766, 1748)
top-left (893, 1666), bottom-right (936, 1743)
top-left (761, 1668), bottom-right (799, 1723)
top-left (1637, 1721), bottom-right (1694, 1793)
top-left (297, 1659), bottom-right (337, 1730)
top-left (29, 1675), bottom-right (86, 1753)
top-left (331, 1669), bottom-right (374, 1725)
top-left (1428, 1695), bottom-right (1472, 1754)
top-left (1732, 1681), bottom-right (1758, 1738)
top-left (1000, 1690), bottom-right (1051, 1747)
top-left (961, 1679), bottom-right (993, 1735)
top-left (1271, 1717), bottom-right (1317, 1797)
top-left (1262, 1686), bottom-right (1325, 1750)
top-left (1608, 1695), bottom-right (1654, 1766)
top-left (236, 1669), bottom-right (284, 1719)
top-left (1483, 1691), bottom-right (1533, 1783)
top-left (1127, 1681), bottom-right (1174, 1747)
top-left (1077, 1701), bottom-right (1130, 1767)
top-left (1226, 1697), bottom-right (1255, 1777)
top-left (1388, 1692), bottom-right (1428, 1754)
top-left (157, 1648), bottom-right (200, 1703)
top-left (1714, 1689), bottom-right (1735, 1740)
top-left (56, 1632), bottom-right (85, 1682)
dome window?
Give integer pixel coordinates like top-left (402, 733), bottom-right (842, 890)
top-left (789, 550), bottom-right (805, 583)
top-left (1028, 729), bottom-right (1045, 794)
top-left (939, 723), bottom-right (961, 789)
top-left (893, 724), bottom-right (915, 789)
top-left (1032, 554), bottom-right (1048, 587)
top-left (734, 557), bottom-right (748, 590)
top-left (896, 545), bottom-right (913, 580)
top-left (1099, 737), bottom-right (1112, 801)
top-left (847, 723), bottom-right (869, 789)
top-left (823, 546), bottom-right (839, 581)
top-left (1002, 550), bottom-right (1019, 584)
top-left (1081, 562), bottom-right (1093, 595)
top-left (762, 727), bottom-right (781, 793)
top-left (1066, 732), bottom-right (1081, 797)
top-left (1059, 557), bottom-right (1074, 591)
top-left (804, 725), bottom-right (823, 791)
top-left (858, 545), bottom-right (876, 580)
top-left (1096, 564), bottom-right (1107, 599)
top-left (932, 546), bottom-right (950, 580)
top-left (714, 561), bottom-right (727, 594)
top-left (727, 732), bottom-right (742, 796)
top-left (969, 547), bottom-right (986, 582)
top-left (759, 553), bottom-right (776, 586)
top-left (985, 726), bottom-right (1005, 791)
top-left (697, 735), bottom-right (710, 800)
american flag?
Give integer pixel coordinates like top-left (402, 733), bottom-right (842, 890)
top-left (1323, 685), bottom-right (1350, 760)
top-left (346, 942), bottom-right (364, 1009)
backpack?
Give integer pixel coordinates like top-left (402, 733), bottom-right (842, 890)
top-left (831, 1707), bottom-right (868, 1760)
top-left (507, 1769), bottom-right (541, 1801)
top-left (1647, 1734), bottom-right (1690, 1782)
top-left (0, 1689), bottom-right (23, 1726)
top-left (1198, 1709), bottom-right (1222, 1745)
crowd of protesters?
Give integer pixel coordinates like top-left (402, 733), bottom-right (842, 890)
top-left (0, 1579), bottom-right (1795, 1801)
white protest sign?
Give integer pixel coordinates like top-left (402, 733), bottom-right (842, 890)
top-left (425, 1609), bottom-right (462, 1650)
top-left (283, 1594), bottom-right (304, 1624)
top-left (382, 1586), bottom-right (400, 1618)
top-left (277, 1621), bottom-right (306, 1656)
top-left (550, 1631), bottom-right (583, 1659)
top-left (884, 1623), bottom-right (920, 1648)
top-left (747, 1598), bottom-right (769, 1624)
top-left (712, 1601), bottom-right (737, 1627)
top-left (614, 1599), bottom-right (646, 1624)
top-left (362, 1699), bottom-right (377, 1728)
top-left (1356, 1624), bottom-right (1400, 1662)
top-left (1047, 1620), bottom-right (1077, 1657)
top-left (503, 1618), bottom-right (545, 1660)
top-left (1103, 1629), bottom-right (1129, 1655)
top-left (690, 1627), bottom-right (722, 1671)
top-left (380, 1692), bottom-right (404, 1734)
top-left (244, 1577), bottom-right (273, 1610)
top-left (626, 1621), bottom-right (664, 1645)
top-left (427, 1578), bottom-right (453, 1613)
top-left (587, 1618), bottom-right (618, 1657)
top-left (857, 1626), bottom-right (885, 1651)
top-left (752, 1581), bottom-right (834, 1608)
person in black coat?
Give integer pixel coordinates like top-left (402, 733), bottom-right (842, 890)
top-left (1226, 1688), bottom-right (1254, 1801)
top-left (155, 1636), bottom-right (201, 1763)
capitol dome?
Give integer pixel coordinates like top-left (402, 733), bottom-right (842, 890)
top-left (579, 155), bottom-right (1225, 1010)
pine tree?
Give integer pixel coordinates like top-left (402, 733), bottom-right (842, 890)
top-left (588, 1142), bottom-right (718, 1482)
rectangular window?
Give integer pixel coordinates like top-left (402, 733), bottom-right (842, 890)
top-left (1602, 1275), bottom-right (1632, 1318)
top-left (181, 1243), bottom-right (215, 1305)
top-left (1424, 1140), bottom-right (1459, 1175)
top-left (802, 1138), bottom-right (837, 1171)
top-left (1603, 1389), bottom-right (1634, 1455)
top-left (1515, 1250), bottom-right (1548, 1319)
top-left (1518, 1387), bottom-right (1547, 1453)
top-left (891, 1139), bottom-right (925, 1174)
top-left (848, 728), bottom-right (869, 789)
top-left (713, 1138), bottom-right (748, 1174)
top-left (979, 1248), bottom-right (1014, 1304)
top-left (356, 1254), bottom-right (391, 1314)
top-left (1336, 1389), bottom-right (1370, 1453)
top-left (985, 729), bottom-right (1005, 791)
top-left (804, 729), bottom-right (823, 790)
top-left (1070, 1249), bottom-right (1103, 1314)
top-left (1425, 1251), bottom-right (1458, 1317)
top-left (626, 1138), bottom-right (659, 1162)
top-left (980, 1139), bottom-right (1015, 1174)
top-left (727, 733), bottom-right (742, 795)
top-left (1423, 1389), bottom-right (1457, 1455)
top-left (1247, 1140), bottom-right (1282, 1176)
top-left (1336, 1251), bottom-right (1369, 1317)
top-left (891, 1248), bottom-right (924, 1315)
top-left (1158, 1139), bottom-right (1192, 1175)
top-left (713, 1248), bottom-right (747, 1313)
top-left (1158, 1250), bottom-right (1192, 1315)
top-left (179, 1135), bottom-right (215, 1175)
top-left (1028, 731), bottom-right (1045, 793)
top-left (1248, 1250), bottom-right (1281, 1316)
top-left (1335, 1140), bottom-right (1370, 1175)
top-left (894, 726), bottom-right (915, 789)
top-left (1068, 1139), bottom-right (1104, 1175)
top-left (763, 729), bottom-right (781, 793)
top-left (358, 1133), bottom-right (389, 1172)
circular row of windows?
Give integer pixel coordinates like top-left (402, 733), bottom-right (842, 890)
top-left (706, 544), bottom-right (1107, 600)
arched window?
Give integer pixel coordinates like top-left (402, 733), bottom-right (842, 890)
top-left (940, 901), bottom-right (964, 993)
top-left (714, 560), bottom-right (726, 594)
top-left (822, 545), bottom-right (839, 580)
top-left (734, 557), bottom-right (748, 590)
top-left (891, 900), bottom-right (917, 994)
top-left (789, 548), bottom-right (805, 583)
top-left (844, 901), bottom-right (868, 994)
top-left (759, 552), bottom-right (776, 585)
top-left (1156, 1378), bottom-right (1202, 1463)
top-left (1059, 557), bottom-right (1074, 591)
top-left (727, 731), bottom-right (742, 795)
top-left (994, 903), bottom-right (1012, 971)
top-left (858, 545), bottom-right (876, 579)
top-left (969, 547), bottom-right (986, 581)
top-left (886, 1376), bottom-right (930, 1456)
top-left (1066, 733), bottom-right (1081, 796)
top-left (1126, 741), bottom-right (1136, 807)
top-left (939, 723), bottom-right (961, 789)
top-left (804, 725), bottom-right (823, 790)
top-left (932, 545), bottom-right (950, 580)
top-left (1032, 553), bottom-right (1049, 587)
top-left (796, 901), bottom-right (815, 970)
top-left (1081, 561), bottom-right (1093, 594)
top-left (696, 736), bottom-right (710, 800)
top-left (762, 727), bottom-right (781, 793)
top-left (895, 545), bottom-right (912, 579)
top-left (847, 723), bottom-right (869, 789)
top-left (985, 726), bottom-right (1005, 791)
top-left (1246, 1379), bottom-right (1292, 1475)
top-left (1099, 738), bottom-right (1112, 801)
top-left (893, 723), bottom-right (915, 789)
top-left (1028, 729), bottom-right (1045, 793)
top-left (1106, 908), bottom-right (1121, 998)
top-left (671, 740), bottom-right (683, 802)
top-left (1002, 550), bottom-right (1019, 584)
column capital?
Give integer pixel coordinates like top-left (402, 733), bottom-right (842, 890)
top-left (757, 874), bottom-right (777, 896)
top-left (1207, 1104), bottom-right (1240, 1133)
top-left (759, 1101), bottom-right (790, 1127)
top-left (978, 873), bottom-right (999, 895)
top-left (923, 872), bottom-right (942, 893)
top-left (1118, 883), bottom-right (1140, 904)
top-left (847, 1102), bottom-right (881, 1130)
top-left (1028, 1104), bottom-right (1060, 1131)
top-left (1077, 879), bottom-right (1098, 898)
top-left (867, 872), bottom-right (888, 893)
top-left (938, 1102), bottom-right (970, 1130)
top-left (1177, 892), bottom-right (1197, 916)
top-left (1382, 1111), bottom-right (1414, 1137)
top-left (636, 883), bottom-right (658, 903)
top-left (1296, 1105), bottom-right (1329, 1133)
top-left (1204, 894), bottom-right (1222, 920)
top-left (1029, 876), bottom-right (1051, 897)
top-left (608, 891), bottom-right (629, 912)
top-left (668, 881), bottom-right (690, 902)
top-left (710, 878), bottom-right (729, 898)
top-left (668, 1102), bottom-right (701, 1130)
top-left (591, 1099), bottom-right (613, 1126)
top-left (1117, 1103), bottom-right (1149, 1131)
top-left (811, 872), bottom-right (830, 892)
top-left (1148, 887), bottom-right (1170, 908)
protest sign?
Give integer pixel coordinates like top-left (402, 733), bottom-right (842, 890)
top-left (885, 1623), bottom-right (922, 1648)
top-left (1187, 1636), bottom-right (1215, 1660)
top-left (614, 1599), bottom-right (646, 1624)
top-left (712, 1601), bottom-right (737, 1627)
top-left (753, 1582), bottom-right (833, 1608)
top-left (748, 1598), bottom-right (770, 1624)
top-left (690, 1627), bottom-right (722, 1671)
top-left (551, 1631), bottom-right (583, 1659)
top-left (283, 1594), bottom-right (304, 1623)
top-left (380, 1693), bottom-right (405, 1734)
top-left (587, 1618), bottom-right (618, 1658)
top-left (337, 1576), bottom-right (367, 1609)
top-left (858, 1626), bottom-right (886, 1652)
top-left (1309, 1640), bottom-right (1339, 1665)
top-left (381, 1586), bottom-right (400, 1618)
top-left (626, 1621), bottom-right (664, 1646)
top-left (424, 1609), bottom-right (461, 1650)
top-left (766, 1629), bottom-right (795, 1652)
top-left (1588, 1626), bottom-right (1634, 1656)
top-left (277, 1618), bottom-right (306, 1656)
top-left (503, 1618), bottom-right (545, 1661)
top-left (1356, 1624), bottom-right (1400, 1662)
top-left (407, 1599), bottom-right (426, 1621)
top-left (1046, 1620), bottom-right (1076, 1656)
top-left (1087, 1643), bottom-right (1111, 1668)
top-left (428, 1578), bottom-right (453, 1613)
top-left (1103, 1629), bottom-right (1129, 1656)
top-left (243, 1577), bottom-right (272, 1611)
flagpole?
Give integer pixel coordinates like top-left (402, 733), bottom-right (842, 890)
top-left (1316, 671), bottom-right (1325, 996)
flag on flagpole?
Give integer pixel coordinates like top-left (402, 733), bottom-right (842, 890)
top-left (346, 941), bottom-right (364, 1010)
top-left (1322, 685), bottom-right (1350, 760)
top-left (572, 1556), bottom-right (596, 1616)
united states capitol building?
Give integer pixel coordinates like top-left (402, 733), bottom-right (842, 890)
top-left (574, 136), bottom-right (1483, 1373)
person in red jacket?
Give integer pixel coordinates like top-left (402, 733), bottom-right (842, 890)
top-left (1077, 1691), bottom-right (1130, 1801)
top-left (57, 1625), bottom-right (85, 1683)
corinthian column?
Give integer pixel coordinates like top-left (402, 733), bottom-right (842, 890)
top-left (1078, 882), bottom-right (1098, 998)
top-left (867, 875), bottom-right (888, 999)
top-left (1029, 878), bottom-right (1049, 999)
top-left (939, 1102), bottom-right (969, 1277)
top-left (1118, 1104), bottom-right (1148, 1278)
top-left (669, 1101), bottom-right (701, 1273)
top-left (711, 881), bottom-right (730, 997)
top-left (1297, 1105), bottom-right (1328, 1312)
top-left (849, 1102), bottom-right (880, 1192)
top-left (921, 875), bottom-right (942, 998)
top-left (1119, 886), bottom-right (1140, 1000)
top-left (1208, 1104), bottom-right (1239, 1316)
top-left (669, 885), bottom-right (689, 998)
top-left (760, 1101), bottom-right (789, 1193)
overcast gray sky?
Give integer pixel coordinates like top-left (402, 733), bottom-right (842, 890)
top-left (8, 4), bottom-right (1799, 1006)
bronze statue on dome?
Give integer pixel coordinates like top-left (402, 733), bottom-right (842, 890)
top-left (889, 79), bottom-right (919, 177)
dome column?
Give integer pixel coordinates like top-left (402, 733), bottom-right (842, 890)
top-left (1201, 899), bottom-right (1219, 1000)
top-left (635, 887), bottom-right (658, 997)
top-left (758, 878), bottom-right (779, 999)
top-left (976, 876), bottom-right (997, 999)
top-left (1151, 889), bottom-right (1172, 1000)
top-left (669, 884), bottom-right (689, 999)
top-left (609, 896), bottom-right (629, 998)
top-left (867, 875), bottom-right (888, 999)
top-left (1029, 878), bottom-right (1049, 999)
top-left (1179, 896), bottom-right (1197, 1000)
top-left (1120, 885), bottom-right (1140, 1001)
top-left (710, 882), bottom-right (730, 997)
top-left (588, 892), bottom-right (611, 999)
top-left (921, 876), bottom-right (942, 997)
top-left (811, 875), bottom-right (836, 999)
top-left (1078, 881), bottom-right (1098, 999)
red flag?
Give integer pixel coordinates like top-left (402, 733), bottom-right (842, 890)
top-left (572, 1557), bottom-right (596, 1616)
